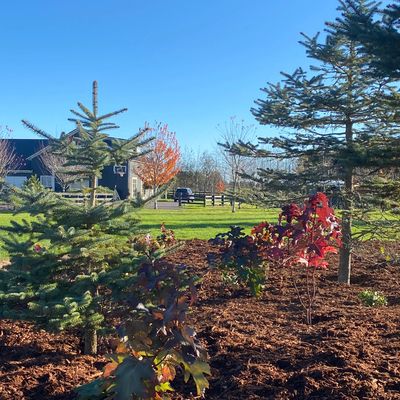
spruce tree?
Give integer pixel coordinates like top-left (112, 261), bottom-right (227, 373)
top-left (241, 0), bottom-right (400, 283)
top-left (0, 82), bottom-right (152, 354)
top-left (340, 0), bottom-right (400, 78)
top-left (338, 0), bottom-right (400, 238)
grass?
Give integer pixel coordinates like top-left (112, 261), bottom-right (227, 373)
top-left (136, 204), bottom-right (279, 239)
top-left (0, 203), bottom-right (396, 259)
top-left (0, 205), bottom-right (276, 259)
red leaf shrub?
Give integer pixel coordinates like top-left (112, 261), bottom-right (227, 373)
top-left (211, 192), bottom-right (342, 324)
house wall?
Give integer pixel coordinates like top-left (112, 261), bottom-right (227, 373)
top-left (128, 160), bottom-right (152, 200)
top-left (5, 139), bottom-right (58, 189)
top-left (97, 162), bottom-right (149, 200)
top-left (5, 139), bottom-right (148, 199)
top-left (98, 164), bottom-right (129, 199)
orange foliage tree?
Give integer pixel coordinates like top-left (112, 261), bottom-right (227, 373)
top-left (216, 179), bottom-right (225, 193)
top-left (135, 123), bottom-right (180, 208)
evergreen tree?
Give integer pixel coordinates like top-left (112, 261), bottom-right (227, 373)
top-left (339, 0), bottom-right (400, 78)
top-left (0, 82), bottom-right (153, 354)
top-left (22, 81), bottom-right (152, 207)
top-left (336, 0), bottom-right (400, 236)
top-left (239, 0), bottom-right (400, 284)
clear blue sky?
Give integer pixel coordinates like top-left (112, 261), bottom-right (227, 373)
top-left (0, 0), bottom-right (340, 150)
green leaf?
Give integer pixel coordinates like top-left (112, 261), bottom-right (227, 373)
top-left (155, 381), bottom-right (174, 393)
top-left (114, 356), bottom-right (156, 400)
top-left (172, 350), bottom-right (210, 397)
top-left (183, 359), bottom-right (211, 396)
top-left (75, 378), bottom-right (107, 399)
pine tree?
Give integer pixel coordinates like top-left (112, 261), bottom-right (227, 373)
top-left (240, 0), bottom-right (400, 284)
top-left (0, 82), bottom-right (153, 354)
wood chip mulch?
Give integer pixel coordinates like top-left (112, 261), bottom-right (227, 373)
top-left (0, 239), bottom-right (399, 399)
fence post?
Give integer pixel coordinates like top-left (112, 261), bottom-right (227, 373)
top-left (221, 195), bottom-right (224, 206)
top-left (212, 195), bottom-right (215, 206)
top-left (203, 194), bottom-right (206, 207)
top-left (178, 193), bottom-right (182, 207)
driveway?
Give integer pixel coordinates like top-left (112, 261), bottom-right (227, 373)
top-left (145, 201), bottom-right (181, 210)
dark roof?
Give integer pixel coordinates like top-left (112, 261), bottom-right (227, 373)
top-left (8, 133), bottom-right (126, 171)
top-left (7, 139), bottom-right (49, 171)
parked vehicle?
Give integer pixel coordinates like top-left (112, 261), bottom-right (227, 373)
top-left (174, 187), bottom-right (195, 203)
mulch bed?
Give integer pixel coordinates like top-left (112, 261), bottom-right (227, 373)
top-left (0, 240), bottom-right (399, 399)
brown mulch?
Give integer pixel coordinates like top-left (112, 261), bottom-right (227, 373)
top-left (0, 240), bottom-right (399, 399)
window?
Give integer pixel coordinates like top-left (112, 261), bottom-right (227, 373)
top-left (5, 176), bottom-right (27, 188)
top-left (69, 179), bottom-right (89, 190)
top-left (132, 178), bottom-right (138, 192)
top-left (40, 175), bottom-right (55, 189)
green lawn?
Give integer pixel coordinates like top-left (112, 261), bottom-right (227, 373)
top-left (0, 204), bottom-right (396, 259)
top-left (136, 204), bottom-right (279, 239)
top-left (0, 205), bottom-right (276, 259)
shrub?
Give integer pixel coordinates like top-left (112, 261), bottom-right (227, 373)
top-left (76, 230), bottom-right (210, 400)
top-left (358, 290), bottom-right (388, 307)
top-left (210, 192), bottom-right (342, 324)
top-left (209, 226), bottom-right (267, 297)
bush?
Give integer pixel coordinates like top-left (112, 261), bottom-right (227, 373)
top-left (209, 226), bottom-right (267, 297)
top-left (76, 229), bottom-right (210, 399)
top-left (210, 193), bottom-right (342, 324)
top-left (358, 290), bottom-right (388, 307)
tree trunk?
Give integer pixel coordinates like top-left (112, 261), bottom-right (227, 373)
top-left (90, 175), bottom-right (97, 208)
top-left (231, 176), bottom-right (237, 213)
top-left (153, 186), bottom-right (158, 209)
top-left (338, 119), bottom-right (354, 284)
top-left (338, 208), bottom-right (352, 284)
top-left (84, 328), bottom-right (97, 355)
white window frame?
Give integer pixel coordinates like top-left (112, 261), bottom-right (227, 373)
top-left (5, 175), bottom-right (28, 188)
top-left (40, 175), bottom-right (55, 190)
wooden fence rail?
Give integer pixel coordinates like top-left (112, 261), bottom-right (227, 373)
top-left (57, 193), bottom-right (114, 204)
top-left (167, 191), bottom-right (237, 207)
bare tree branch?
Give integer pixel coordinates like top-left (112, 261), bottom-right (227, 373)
top-left (217, 117), bottom-right (257, 212)
top-left (38, 144), bottom-right (86, 191)
top-left (0, 127), bottom-right (20, 180)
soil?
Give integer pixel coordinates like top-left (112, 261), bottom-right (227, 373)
top-left (0, 240), bottom-right (399, 400)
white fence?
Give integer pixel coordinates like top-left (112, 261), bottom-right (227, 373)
top-left (57, 192), bottom-right (114, 204)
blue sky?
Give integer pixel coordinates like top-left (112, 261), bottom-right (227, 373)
top-left (0, 0), bottom-right (340, 150)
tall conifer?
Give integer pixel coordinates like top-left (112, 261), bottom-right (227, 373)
top-left (242, 0), bottom-right (399, 283)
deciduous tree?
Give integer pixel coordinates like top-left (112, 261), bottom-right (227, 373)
top-left (217, 117), bottom-right (255, 212)
top-left (38, 145), bottom-right (86, 191)
top-left (0, 126), bottom-right (20, 183)
top-left (135, 123), bottom-right (180, 208)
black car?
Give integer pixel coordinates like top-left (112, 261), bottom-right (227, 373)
top-left (174, 187), bottom-right (195, 203)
